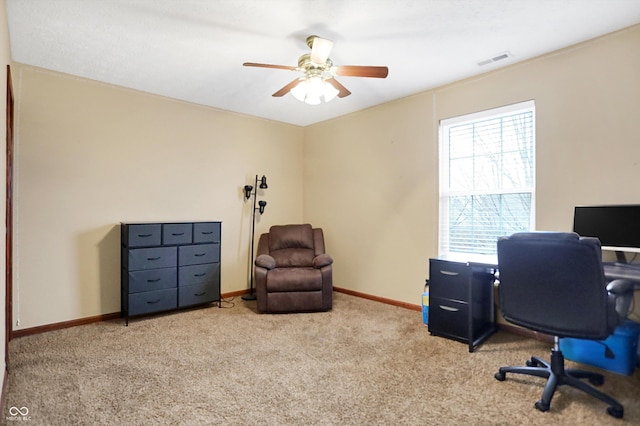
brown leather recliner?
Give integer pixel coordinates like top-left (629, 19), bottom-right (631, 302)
top-left (255, 224), bottom-right (333, 313)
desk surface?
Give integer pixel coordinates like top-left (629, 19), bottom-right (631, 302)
top-left (435, 255), bottom-right (640, 284)
top-left (435, 253), bottom-right (498, 268)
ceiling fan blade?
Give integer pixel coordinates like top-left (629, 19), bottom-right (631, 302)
top-left (310, 36), bottom-right (334, 65)
top-left (326, 78), bottom-right (351, 98)
top-left (272, 79), bottom-right (302, 97)
top-left (243, 62), bottom-right (297, 71)
top-left (334, 65), bottom-right (389, 78)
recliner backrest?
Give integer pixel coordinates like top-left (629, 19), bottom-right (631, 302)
top-left (497, 232), bottom-right (613, 340)
top-left (268, 224), bottom-right (316, 267)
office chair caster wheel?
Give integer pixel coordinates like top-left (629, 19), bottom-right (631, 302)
top-left (588, 375), bottom-right (604, 386)
top-left (494, 371), bottom-right (506, 381)
top-left (607, 406), bottom-right (623, 419)
top-left (534, 400), bottom-right (550, 412)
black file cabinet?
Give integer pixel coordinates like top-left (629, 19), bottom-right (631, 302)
top-left (121, 221), bottom-right (221, 325)
top-left (428, 257), bottom-right (497, 352)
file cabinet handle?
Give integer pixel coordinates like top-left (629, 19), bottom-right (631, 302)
top-left (439, 305), bottom-right (459, 312)
top-left (439, 270), bottom-right (459, 276)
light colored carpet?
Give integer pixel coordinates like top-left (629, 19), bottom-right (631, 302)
top-left (2, 292), bottom-right (639, 425)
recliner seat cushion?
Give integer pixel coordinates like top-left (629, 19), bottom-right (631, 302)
top-left (265, 268), bottom-right (322, 292)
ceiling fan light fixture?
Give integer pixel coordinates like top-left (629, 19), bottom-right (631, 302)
top-left (309, 36), bottom-right (334, 65)
top-left (322, 80), bottom-right (340, 102)
top-left (290, 76), bottom-right (339, 105)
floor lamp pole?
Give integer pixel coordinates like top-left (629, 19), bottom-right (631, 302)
top-left (242, 174), bottom-right (266, 301)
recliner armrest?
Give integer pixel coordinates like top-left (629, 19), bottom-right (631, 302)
top-left (255, 254), bottom-right (276, 270)
top-left (313, 254), bottom-right (333, 268)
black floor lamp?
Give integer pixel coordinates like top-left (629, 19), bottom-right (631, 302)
top-left (241, 174), bottom-right (268, 301)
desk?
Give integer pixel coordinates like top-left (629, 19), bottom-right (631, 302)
top-left (604, 262), bottom-right (640, 286)
top-left (428, 256), bottom-right (640, 353)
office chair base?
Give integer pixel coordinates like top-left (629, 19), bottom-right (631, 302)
top-left (495, 350), bottom-right (624, 419)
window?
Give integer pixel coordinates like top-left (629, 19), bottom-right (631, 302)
top-left (439, 100), bottom-right (535, 256)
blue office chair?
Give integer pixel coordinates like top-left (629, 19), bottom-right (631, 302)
top-left (495, 232), bottom-right (634, 419)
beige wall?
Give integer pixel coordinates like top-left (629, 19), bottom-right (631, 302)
top-left (305, 24), bottom-right (640, 306)
top-left (1, 0), bottom-right (10, 372)
top-left (10, 22), bottom-right (640, 329)
top-left (13, 65), bottom-right (304, 330)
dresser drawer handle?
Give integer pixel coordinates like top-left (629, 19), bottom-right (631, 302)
top-left (202, 231), bottom-right (213, 235)
top-left (147, 278), bottom-right (161, 283)
top-left (172, 232), bottom-right (184, 236)
top-left (138, 233), bottom-right (153, 238)
top-left (439, 270), bottom-right (459, 276)
top-left (439, 305), bottom-right (459, 312)
top-left (194, 292), bottom-right (206, 297)
top-left (194, 273), bottom-right (206, 277)
top-left (147, 256), bottom-right (161, 261)
top-left (147, 299), bottom-right (161, 304)
top-left (194, 253), bottom-right (206, 257)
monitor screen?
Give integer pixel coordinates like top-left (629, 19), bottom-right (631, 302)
top-left (573, 205), bottom-right (640, 254)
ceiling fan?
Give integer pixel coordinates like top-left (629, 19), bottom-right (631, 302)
top-left (243, 35), bottom-right (389, 105)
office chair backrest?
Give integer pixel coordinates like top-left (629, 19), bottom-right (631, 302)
top-left (497, 232), bottom-right (614, 340)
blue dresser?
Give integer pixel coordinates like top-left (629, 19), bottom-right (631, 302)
top-left (121, 221), bottom-right (221, 324)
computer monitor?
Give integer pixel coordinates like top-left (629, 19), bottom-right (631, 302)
top-left (573, 205), bottom-right (640, 263)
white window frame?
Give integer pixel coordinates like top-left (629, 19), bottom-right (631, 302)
top-left (439, 100), bottom-right (536, 257)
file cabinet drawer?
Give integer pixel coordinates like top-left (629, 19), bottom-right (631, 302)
top-left (428, 297), bottom-right (468, 341)
top-left (429, 259), bottom-right (471, 302)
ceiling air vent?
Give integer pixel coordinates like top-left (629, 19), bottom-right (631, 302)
top-left (477, 52), bottom-right (512, 67)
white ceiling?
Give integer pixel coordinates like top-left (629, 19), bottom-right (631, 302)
top-left (6, 0), bottom-right (640, 126)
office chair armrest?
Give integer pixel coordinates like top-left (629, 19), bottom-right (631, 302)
top-left (313, 254), bottom-right (333, 268)
top-left (255, 254), bottom-right (276, 270)
top-left (606, 279), bottom-right (635, 295)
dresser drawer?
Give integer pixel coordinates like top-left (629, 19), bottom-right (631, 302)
top-left (429, 259), bottom-right (471, 301)
top-left (128, 288), bottom-right (177, 316)
top-left (128, 267), bottom-right (177, 293)
top-left (179, 263), bottom-right (220, 287)
top-left (428, 297), bottom-right (468, 341)
top-left (163, 223), bottom-right (193, 245)
top-left (194, 222), bottom-right (221, 243)
top-left (179, 244), bottom-right (219, 266)
top-left (123, 224), bottom-right (161, 247)
top-left (178, 282), bottom-right (219, 307)
top-left (127, 247), bottom-right (177, 271)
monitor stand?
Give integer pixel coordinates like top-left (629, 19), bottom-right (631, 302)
top-left (615, 250), bottom-right (628, 264)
